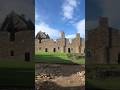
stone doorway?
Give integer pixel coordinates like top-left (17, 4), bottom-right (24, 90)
top-left (25, 52), bottom-right (30, 61)
top-left (118, 53), bottom-right (120, 64)
top-left (45, 48), bottom-right (48, 52)
top-left (53, 48), bottom-right (56, 52)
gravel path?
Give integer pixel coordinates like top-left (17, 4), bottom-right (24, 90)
top-left (35, 63), bottom-right (85, 90)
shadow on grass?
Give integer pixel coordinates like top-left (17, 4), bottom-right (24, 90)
top-left (86, 83), bottom-right (104, 90)
top-left (0, 87), bottom-right (34, 90)
top-left (86, 65), bottom-right (120, 90)
top-left (36, 81), bottom-right (85, 90)
top-left (0, 60), bottom-right (35, 88)
top-left (0, 68), bottom-right (34, 88)
top-left (35, 54), bottom-right (79, 65)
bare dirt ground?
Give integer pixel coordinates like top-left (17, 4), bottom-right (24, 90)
top-left (35, 63), bottom-right (85, 90)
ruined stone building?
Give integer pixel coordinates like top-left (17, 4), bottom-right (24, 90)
top-left (35, 31), bottom-right (85, 54)
top-left (0, 12), bottom-right (34, 61)
top-left (86, 17), bottom-right (120, 64)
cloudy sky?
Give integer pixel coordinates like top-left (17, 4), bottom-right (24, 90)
top-left (86, 0), bottom-right (120, 30)
top-left (35, 0), bottom-right (85, 39)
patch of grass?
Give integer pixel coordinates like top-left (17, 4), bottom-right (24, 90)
top-left (35, 52), bottom-right (85, 64)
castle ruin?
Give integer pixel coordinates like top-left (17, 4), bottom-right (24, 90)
top-left (35, 31), bottom-right (85, 54)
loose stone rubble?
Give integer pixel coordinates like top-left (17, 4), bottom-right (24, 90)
top-left (35, 64), bottom-right (85, 90)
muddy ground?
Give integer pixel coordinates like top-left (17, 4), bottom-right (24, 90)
top-left (35, 63), bottom-right (85, 90)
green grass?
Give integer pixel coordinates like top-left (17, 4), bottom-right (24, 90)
top-left (0, 60), bottom-right (34, 87)
top-left (35, 52), bottom-right (85, 64)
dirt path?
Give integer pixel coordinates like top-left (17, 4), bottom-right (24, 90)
top-left (35, 63), bottom-right (85, 90)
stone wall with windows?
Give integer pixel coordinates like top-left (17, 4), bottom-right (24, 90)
top-left (0, 30), bottom-right (34, 61)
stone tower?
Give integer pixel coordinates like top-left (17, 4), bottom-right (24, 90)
top-left (75, 33), bottom-right (81, 53)
top-left (76, 33), bottom-right (80, 45)
top-left (61, 31), bottom-right (65, 38)
top-left (59, 31), bottom-right (66, 52)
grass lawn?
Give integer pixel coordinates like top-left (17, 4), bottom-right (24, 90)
top-left (0, 60), bottom-right (34, 87)
top-left (35, 52), bottom-right (85, 64)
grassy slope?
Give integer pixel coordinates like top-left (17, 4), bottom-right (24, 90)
top-left (35, 52), bottom-right (85, 64)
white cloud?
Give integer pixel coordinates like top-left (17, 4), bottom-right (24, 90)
top-left (66, 19), bottom-right (85, 39)
top-left (75, 19), bottom-right (85, 38)
top-left (66, 34), bottom-right (76, 39)
top-left (35, 22), bottom-right (61, 39)
top-left (62, 0), bottom-right (79, 20)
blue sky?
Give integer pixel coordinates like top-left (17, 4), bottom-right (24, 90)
top-left (35, 0), bottom-right (85, 39)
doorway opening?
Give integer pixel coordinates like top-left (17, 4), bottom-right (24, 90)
top-left (68, 48), bottom-right (71, 53)
top-left (45, 48), bottom-right (48, 52)
top-left (118, 53), bottom-right (120, 64)
top-left (25, 52), bottom-right (30, 62)
top-left (53, 48), bottom-right (56, 52)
